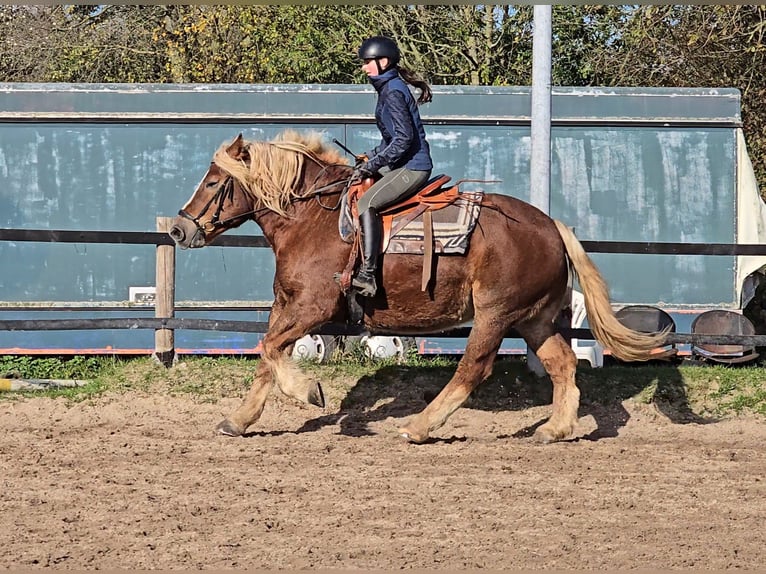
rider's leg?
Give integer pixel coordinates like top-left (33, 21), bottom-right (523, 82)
top-left (353, 168), bottom-right (430, 297)
top-left (352, 207), bottom-right (381, 297)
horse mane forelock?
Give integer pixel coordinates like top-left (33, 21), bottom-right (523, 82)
top-left (212, 130), bottom-right (348, 217)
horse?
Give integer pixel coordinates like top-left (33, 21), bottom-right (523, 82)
top-left (168, 130), bottom-right (667, 443)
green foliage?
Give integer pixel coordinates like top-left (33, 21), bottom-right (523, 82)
top-left (248, 6), bottom-right (362, 84)
top-left (706, 365), bottom-right (766, 415)
top-left (551, 5), bottom-right (628, 85)
top-left (0, 355), bottom-right (104, 380)
top-left (0, 355), bottom-right (117, 400)
top-left (155, 6), bottom-right (363, 84)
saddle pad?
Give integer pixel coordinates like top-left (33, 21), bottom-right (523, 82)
top-left (388, 193), bottom-right (483, 255)
top-left (338, 192), bottom-right (356, 242)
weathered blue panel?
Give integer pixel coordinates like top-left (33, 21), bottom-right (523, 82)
top-left (0, 83), bottom-right (741, 123)
top-left (0, 83), bottom-right (743, 352)
top-left (355, 123), bottom-right (737, 305)
top-left (0, 309), bottom-right (268, 353)
top-left (0, 122), bottom-right (345, 302)
top-left (552, 127), bottom-right (736, 305)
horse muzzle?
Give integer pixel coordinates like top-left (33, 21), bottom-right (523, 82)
top-left (169, 217), bottom-right (206, 249)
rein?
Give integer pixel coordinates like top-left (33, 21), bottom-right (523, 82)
top-left (300, 163), bottom-right (353, 211)
top-left (179, 166), bottom-right (352, 235)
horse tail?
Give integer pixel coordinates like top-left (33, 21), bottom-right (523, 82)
top-left (553, 219), bottom-right (670, 362)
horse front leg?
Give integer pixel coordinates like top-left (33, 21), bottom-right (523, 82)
top-left (269, 346), bottom-right (325, 407)
top-left (217, 360), bottom-right (275, 436)
top-left (216, 299), bottom-right (330, 437)
top-left (217, 348), bottom-right (326, 437)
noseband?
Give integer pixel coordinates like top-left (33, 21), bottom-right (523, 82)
top-left (177, 175), bottom-right (238, 235)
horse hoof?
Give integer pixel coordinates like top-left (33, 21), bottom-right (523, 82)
top-left (534, 430), bottom-right (555, 444)
top-left (307, 381), bottom-right (325, 408)
top-left (398, 427), bottom-right (428, 444)
top-left (534, 423), bottom-right (572, 444)
top-left (216, 419), bottom-right (244, 437)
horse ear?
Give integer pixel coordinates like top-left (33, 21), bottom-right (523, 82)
top-left (226, 133), bottom-right (249, 161)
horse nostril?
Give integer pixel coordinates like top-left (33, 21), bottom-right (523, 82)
top-left (169, 226), bottom-right (185, 243)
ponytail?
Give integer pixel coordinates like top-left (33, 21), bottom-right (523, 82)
top-left (398, 66), bottom-right (432, 105)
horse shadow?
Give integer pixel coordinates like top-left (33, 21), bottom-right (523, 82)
top-left (560, 357), bottom-right (717, 441)
top-left (295, 356), bottom-right (718, 441)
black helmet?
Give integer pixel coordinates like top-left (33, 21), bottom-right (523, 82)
top-left (358, 36), bottom-right (400, 68)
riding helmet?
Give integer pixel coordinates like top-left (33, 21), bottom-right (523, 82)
top-left (358, 36), bottom-right (400, 69)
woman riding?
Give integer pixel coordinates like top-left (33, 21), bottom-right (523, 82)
top-left (351, 35), bottom-right (434, 297)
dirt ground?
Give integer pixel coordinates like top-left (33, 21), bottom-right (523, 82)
top-left (1, 364), bottom-right (765, 570)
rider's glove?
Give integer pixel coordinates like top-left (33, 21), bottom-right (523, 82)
top-left (352, 164), bottom-right (373, 182)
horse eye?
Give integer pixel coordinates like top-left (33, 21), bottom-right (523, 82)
top-left (206, 180), bottom-right (219, 188)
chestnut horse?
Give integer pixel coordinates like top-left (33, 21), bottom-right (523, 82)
top-left (169, 131), bottom-right (666, 443)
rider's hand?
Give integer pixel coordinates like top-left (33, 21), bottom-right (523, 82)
top-left (354, 154), bottom-right (368, 167)
top-left (352, 165), bottom-right (373, 182)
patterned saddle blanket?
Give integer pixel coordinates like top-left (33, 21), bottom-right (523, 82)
top-left (338, 175), bottom-right (483, 256)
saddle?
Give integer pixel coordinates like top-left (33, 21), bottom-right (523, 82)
top-left (337, 174), bottom-right (483, 293)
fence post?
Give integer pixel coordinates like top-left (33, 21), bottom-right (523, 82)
top-left (153, 217), bottom-right (176, 367)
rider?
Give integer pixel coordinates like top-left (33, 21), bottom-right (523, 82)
top-left (351, 35), bottom-right (434, 297)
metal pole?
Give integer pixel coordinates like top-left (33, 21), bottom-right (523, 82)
top-left (528, 5), bottom-right (553, 376)
top-left (530, 4), bottom-right (552, 215)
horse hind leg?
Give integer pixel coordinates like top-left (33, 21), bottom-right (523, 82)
top-left (399, 320), bottom-right (504, 443)
top-left (523, 330), bottom-right (580, 443)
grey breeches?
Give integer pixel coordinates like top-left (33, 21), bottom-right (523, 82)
top-left (357, 167), bottom-right (431, 215)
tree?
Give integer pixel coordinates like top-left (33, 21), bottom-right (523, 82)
top-left (0, 6), bottom-right (70, 81)
top-left (158, 5), bottom-right (363, 83)
top-left (0, 6), bottom-right (169, 82)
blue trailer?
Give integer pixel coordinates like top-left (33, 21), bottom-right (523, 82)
top-left (0, 83), bottom-right (764, 355)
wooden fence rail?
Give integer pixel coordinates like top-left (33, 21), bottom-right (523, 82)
top-left (4, 227), bottom-right (766, 254)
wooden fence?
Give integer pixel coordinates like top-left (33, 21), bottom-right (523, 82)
top-left (3, 217), bottom-right (766, 366)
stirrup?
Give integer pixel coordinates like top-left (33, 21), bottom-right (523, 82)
top-left (352, 271), bottom-right (377, 297)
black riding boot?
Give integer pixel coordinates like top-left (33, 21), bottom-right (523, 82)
top-left (352, 208), bottom-right (381, 297)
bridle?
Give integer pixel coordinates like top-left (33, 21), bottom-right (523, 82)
top-left (177, 161), bottom-right (355, 238)
top-left (177, 174), bottom-right (240, 235)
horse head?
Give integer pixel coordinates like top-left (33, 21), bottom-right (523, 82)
top-left (169, 131), bottom-right (351, 249)
top-left (169, 134), bottom-right (255, 249)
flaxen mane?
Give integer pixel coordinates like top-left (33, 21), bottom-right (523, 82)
top-left (212, 130), bottom-right (348, 216)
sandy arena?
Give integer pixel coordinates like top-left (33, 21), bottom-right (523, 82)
top-left (1, 367), bottom-right (765, 569)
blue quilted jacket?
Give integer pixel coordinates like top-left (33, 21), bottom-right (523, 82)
top-left (363, 68), bottom-right (433, 174)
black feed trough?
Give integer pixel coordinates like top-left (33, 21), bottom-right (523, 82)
top-left (691, 309), bottom-right (759, 364)
top-left (615, 304), bottom-right (678, 360)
